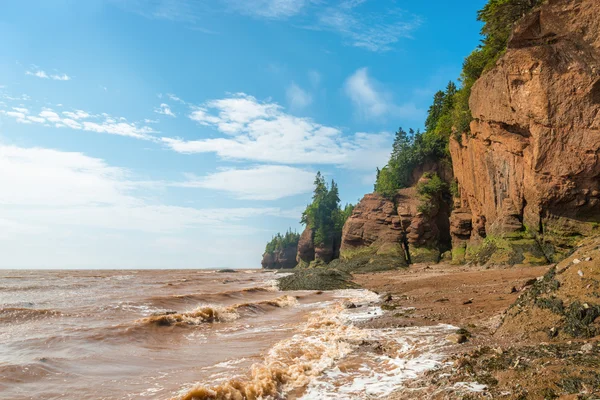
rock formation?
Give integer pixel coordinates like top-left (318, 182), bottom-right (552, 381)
top-left (261, 244), bottom-right (298, 270)
top-left (340, 182), bottom-right (452, 265)
top-left (449, 0), bottom-right (600, 263)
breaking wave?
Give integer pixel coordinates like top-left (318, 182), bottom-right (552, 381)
top-left (138, 295), bottom-right (298, 328)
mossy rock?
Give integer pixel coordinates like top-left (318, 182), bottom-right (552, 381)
top-left (330, 253), bottom-right (407, 274)
top-left (466, 234), bottom-right (548, 266)
top-left (277, 268), bottom-right (359, 291)
top-left (409, 246), bottom-right (440, 264)
top-left (337, 244), bottom-right (408, 273)
top-left (340, 245), bottom-right (377, 260)
top-left (451, 244), bottom-right (467, 265)
top-left (295, 259), bottom-right (311, 269)
top-left (376, 242), bottom-right (406, 257)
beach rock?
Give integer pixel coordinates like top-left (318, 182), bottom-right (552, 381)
top-left (342, 300), bottom-right (357, 309)
top-left (450, 0), bottom-right (600, 263)
top-left (446, 333), bottom-right (468, 344)
top-left (277, 269), bottom-right (359, 291)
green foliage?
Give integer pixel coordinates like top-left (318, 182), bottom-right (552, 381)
top-left (264, 229), bottom-right (300, 255)
top-left (374, 127), bottom-right (448, 198)
top-left (450, 179), bottom-right (460, 198)
top-left (301, 172), bottom-right (353, 247)
top-left (416, 174), bottom-right (448, 215)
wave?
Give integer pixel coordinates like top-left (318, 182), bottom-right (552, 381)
top-left (137, 295), bottom-right (298, 328)
top-left (0, 307), bottom-right (63, 323)
top-left (147, 287), bottom-right (273, 309)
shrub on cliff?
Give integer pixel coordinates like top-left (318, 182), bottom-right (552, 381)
top-left (264, 229), bottom-right (300, 255)
top-left (374, 126), bottom-right (448, 198)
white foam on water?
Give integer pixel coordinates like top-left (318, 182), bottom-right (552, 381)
top-left (297, 324), bottom-right (457, 399)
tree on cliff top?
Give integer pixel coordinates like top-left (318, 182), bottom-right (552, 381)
top-left (264, 229), bottom-right (300, 255)
top-left (374, 0), bottom-right (543, 198)
top-left (301, 172), bottom-right (353, 247)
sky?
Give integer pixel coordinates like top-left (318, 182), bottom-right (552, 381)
top-left (0, 0), bottom-right (486, 269)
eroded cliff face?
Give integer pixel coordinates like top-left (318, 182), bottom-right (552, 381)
top-left (261, 244), bottom-right (298, 269)
top-left (450, 0), bottom-right (600, 263)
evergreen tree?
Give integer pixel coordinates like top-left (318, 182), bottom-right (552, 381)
top-left (301, 173), bottom-right (353, 247)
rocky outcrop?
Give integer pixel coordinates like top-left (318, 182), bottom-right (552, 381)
top-left (261, 244), bottom-right (297, 269)
top-left (296, 227), bottom-right (315, 266)
top-left (295, 226), bottom-right (339, 267)
top-left (340, 184), bottom-right (452, 265)
top-left (450, 0), bottom-right (600, 263)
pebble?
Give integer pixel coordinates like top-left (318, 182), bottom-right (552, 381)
top-left (446, 333), bottom-right (468, 344)
top-left (581, 343), bottom-right (593, 353)
top-left (578, 270), bottom-right (584, 277)
top-left (573, 258), bottom-right (581, 264)
top-left (463, 298), bottom-right (474, 305)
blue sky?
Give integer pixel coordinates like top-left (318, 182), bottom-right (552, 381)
top-left (0, 0), bottom-right (485, 268)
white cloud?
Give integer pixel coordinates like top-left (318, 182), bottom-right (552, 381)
top-left (164, 93), bottom-right (391, 170)
top-left (1, 105), bottom-right (154, 139)
top-left (286, 82), bottom-right (312, 110)
top-left (51, 74), bottom-right (71, 81)
top-left (177, 165), bottom-right (315, 200)
top-left (27, 116), bottom-right (46, 123)
top-left (155, 103), bottom-right (176, 117)
top-left (26, 70), bottom-right (49, 79)
top-left (0, 142), bottom-right (299, 268)
top-left (344, 67), bottom-right (422, 120)
top-left (26, 68), bottom-right (71, 81)
top-left (63, 110), bottom-right (90, 120)
top-left (0, 143), bottom-right (296, 231)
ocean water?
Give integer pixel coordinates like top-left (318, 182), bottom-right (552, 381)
top-left (0, 269), bottom-right (456, 399)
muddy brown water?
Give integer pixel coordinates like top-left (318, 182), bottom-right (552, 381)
top-left (0, 269), bottom-right (457, 400)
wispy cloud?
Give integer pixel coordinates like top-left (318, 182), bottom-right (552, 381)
top-left (163, 92), bottom-right (391, 170)
top-left (177, 165), bottom-right (315, 200)
top-left (223, 0), bottom-right (309, 19)
top-left (313, 0), bottom-right (421, 52)
top-left (26, 67), bottom-right (72, 81)
top-left (1, 106), bottom-right (154, 139)
top-left (115, 0), bottom-right (420, 52)
top-left (155, 103), bottom-right (176, 117)
top-left (286, 82), bottom-right (312, 110)
top-left (166, 93), bottom-right (185, 103)
top-left (0, 142), bottom-right (296, 233)
top-left (344, 67), bottom-right (422, 120)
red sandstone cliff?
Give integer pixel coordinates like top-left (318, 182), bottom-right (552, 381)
top-left (450, 0), bottom-right (600, 262)
top-left (342, 0), bottom-right (600, 266)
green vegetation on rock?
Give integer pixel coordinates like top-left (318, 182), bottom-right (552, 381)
top-left (264, 229), bottom-right (300, 255)
top-left (277, 268), bottom-right (359, 291)
top-left (465, 233), bottom-right (548, 266)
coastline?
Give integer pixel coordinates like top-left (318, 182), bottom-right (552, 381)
top-left (353, 262), bottom-right (600, 399)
